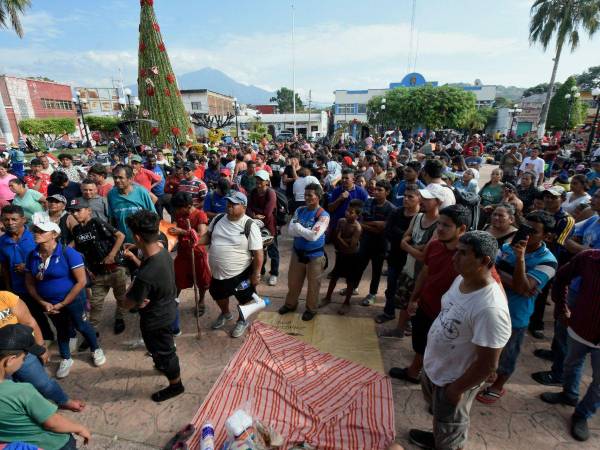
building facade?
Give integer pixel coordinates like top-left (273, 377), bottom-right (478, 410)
top-left (237, 111), bottom-right (329, 139)
top-left (180, 89), bottom-right (234, 116)
top-left (0, 76), bottom-right (76, 145)
top-left (73, 87), bottom-right (123, 117)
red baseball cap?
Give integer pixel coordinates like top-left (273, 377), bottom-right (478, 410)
top-left (220, 168), bottom-right (231, 177)
top-left (343, 156), bottom-right (353, 166)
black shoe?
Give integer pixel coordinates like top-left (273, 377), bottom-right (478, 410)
top-left (374, 313), bottom-right (395, 324)
top-left (278, 305), bottom-right (296, 315)
top-left (533, 348), bottom-right (554, 362)
top-left (388, 367), bottom-right (421, 384)
top-left (409, 429), bottom-right (435, 449)
top-left (531, 371), bottom-right (562, 387)
top-left (114, 319), bottom-right (126, 335)
top-left (301, 310), bottom-right (316, 321)
top-left (151, 382), bottom-right (184, 402)
top-left (571, 414), bottom-right (590, 441)
top-left (529, 329), bottom-right (545, 339)
top-left (540, 391), bottom-right (578, 407)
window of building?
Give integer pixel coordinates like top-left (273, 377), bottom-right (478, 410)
top-left (336, 103), bottom-right (365, 115)
top-left (191, 101), bottom-right (202, 110)
top-left (356, 104), bottom-right (367, 114)
top-left (41, 98), bottom-right (73, 110)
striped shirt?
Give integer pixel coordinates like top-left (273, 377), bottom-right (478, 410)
top-left (496, 242), bottom-right (558, 329)
top-left (552, 250), bottom-right (600, 346)
top-left (186, 323), bottom-right (395, 449)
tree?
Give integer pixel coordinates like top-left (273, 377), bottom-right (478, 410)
top-left (494, 97), bottom-right (513, 108)
top-left (529, 0), bottom-right (600, 138)
top-left (523, 82), bottom-right (563, 97)
top-left (0, 0), bottom-right (30, 38)
top-left (190, 112), bottom-right (235, 130)
top-left (85, 116), bottom-right (120, 141)
top-left (247, 119), bottom-right (272, 142)
top-left (576, 65), bottom-right (600, 90)
top-left (137, 0), bottom-right (194, 146)
top-left (367, 86), bottom-right (476, 131)
top-left (270, 87), bottom-right (303, 113)
top-left (18, 118), bottom-right (76, 147)
top-left (461, 107), bottom-right (497, 133)
top-left (547, 76), bottom-right (586, 130)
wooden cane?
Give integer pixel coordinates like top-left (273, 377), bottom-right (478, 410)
top-left (187, 218), bottom-right (202, 339)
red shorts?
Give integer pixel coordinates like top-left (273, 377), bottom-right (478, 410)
top-left (174, 249), bottom-right (211, 290)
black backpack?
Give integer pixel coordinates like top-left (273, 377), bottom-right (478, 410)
top-left (448, 186), bottom-right (480, 231)
top-left (273, 188), bottom-right (289, 226)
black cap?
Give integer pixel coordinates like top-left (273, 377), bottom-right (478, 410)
top-left (0, 324), bottom-right (46, 356)
top-left (183, 162), bottom-right (194, 171)
top-left (67, 198), bottom-right (91, 211)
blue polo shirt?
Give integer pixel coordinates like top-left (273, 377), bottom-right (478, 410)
top-left (391, 179), bottom-right (425, 207)
top-left (0, 229), bottom-right (36, 295)
top-left (150, 166), bottom-right (165, 196)
top-left (203, 190), bottom-right (227, 214)
top-left (496, 242), bottom-right (558, 329)
top-left (25, 244), bottom-right (84, 305)
top-left (328, 185), bottom-right (369, 226)
top-left (107, 184), bottom-right (156, 243)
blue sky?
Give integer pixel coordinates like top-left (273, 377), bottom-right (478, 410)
top-left (0, 0), bottom-right (598, 102)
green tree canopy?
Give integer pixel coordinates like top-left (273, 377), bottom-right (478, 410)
top-left (18, 118), bottom-right (77, 147)
top-left (547, 76), bottom-right (586, 130)
top-left (576, 65), bottom-right (600, 90)
top-left (247, 119), bottom-right (272, 142)
top-left (270, 87), bottom-right (304, 113)
top-left (523, 82), bottom-right (563, 97)
top-left (367, 86), bottom-right (477, 131)
top-left (85, 115), bottom-right (120, 133)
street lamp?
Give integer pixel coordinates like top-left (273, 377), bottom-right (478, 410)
top-left (586, 86), bottom-right (600, 154)
top-left (564, 86), bottom-right (581, 134)
top-left (380, 99), bottom-right (386, 137)
top-left (233, 97), bottom-right (240, 141)
top-left (509, 104), bottom-right (522, 138)
top-left (119, 88), bottom-right (139, 110)
top-left (72, 91), bottom-right (91, 146)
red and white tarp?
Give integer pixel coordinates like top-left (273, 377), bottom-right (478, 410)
top-left (187, 322), bottom-right (395, 450)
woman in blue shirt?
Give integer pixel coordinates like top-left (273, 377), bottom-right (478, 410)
top-left (24, 216), bottom-right (106, 379)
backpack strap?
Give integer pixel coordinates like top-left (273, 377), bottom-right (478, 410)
top-left (212, 213), bottom-right (225, 229)
top-left (213, 212), bottom-right (254, 239)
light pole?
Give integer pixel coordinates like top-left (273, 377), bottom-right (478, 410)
top-left (380, 99), bottom-right (386, 137)
top-left (586, 86), bottom-right (600, 155)
top-left (72, 91), bottom-right (91, 146)
top-left (509, 104), bottom-right (522, 138)
top-left (564, 85), bottom-right (581, 134)
top-left (233, 97), bottom-right (240, 141)
top-left (119, 88), bottom-right (140, 115)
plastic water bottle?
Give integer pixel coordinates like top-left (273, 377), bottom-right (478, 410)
top-left (200, 421), bottom-right (215, 450)
top-left (235, 279), bottom-right (251, 292)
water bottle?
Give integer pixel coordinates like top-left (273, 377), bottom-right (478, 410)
top-left (235, 279), bottom-right (251, 292)
top-left (200, 421), bottom-right (215, 450)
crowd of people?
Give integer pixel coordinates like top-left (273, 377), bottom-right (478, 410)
top-left (0, 128), bottom-right (599, 449)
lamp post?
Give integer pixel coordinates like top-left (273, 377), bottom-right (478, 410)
top-left (380, 98), bottom-right (386, 137)
top-left (586, 86), bottom-right (600, 155)
top-left (233, 97), bottom-right (240, 141)
top-left (119, 88), bottom-right (140, 115)
top-left (564, 85), bottom-right (581, 134)
top-left (72, 91), bottom-right (91, 146)
top-left (509, 104), bottom-right (522, 138)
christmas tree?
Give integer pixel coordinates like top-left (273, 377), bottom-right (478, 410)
top-left (137, 0), bottom-right (193, 146)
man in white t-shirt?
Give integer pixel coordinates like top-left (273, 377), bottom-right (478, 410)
top-left (409, 231), bottom-right (511, 450)
top-left (292, 167), bottom-right (320, 209)
top-left (200, 191), bottom-right (264, 338)
top-left (519, 147), bottom-right (545, 186)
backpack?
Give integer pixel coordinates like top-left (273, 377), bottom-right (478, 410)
top-left (273, 188), bottom-right (289, 226)
top-left (212, 213), bottom-right (255, 239)
top-left (448, 186), bottom-right (480, 231)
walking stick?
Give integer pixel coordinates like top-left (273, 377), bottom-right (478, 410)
top-left (187, 219), bottom-right (202, 339)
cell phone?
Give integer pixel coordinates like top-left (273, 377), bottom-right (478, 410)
top-left (512, 223), bottom-right (535, 244)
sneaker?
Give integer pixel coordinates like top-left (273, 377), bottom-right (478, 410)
top-left (56, 358), bottom-right (74, 379)
top-left (114, 318), bottom-right (126, 335)
top-left (268, 275), bottom-right (278, 286)
top-left (409, 429), bottom-right (435, 449)
top-left (531, 371), bottom-right (562, 386)
top-left (92, 348), bottom-right (106, 366)
top-left (375, 313), bottom-right (395, 324)
top-left (230, 320), bottom-right (249, 338)
top-left (302, 310), bottom-right (316, 321)
top-left (278, 305), bottom-right (296, 315)
top-left (529, 329), bottom-right (545, 339)
top-left (68, 338), bottom-right (78, 353)
top-left (378, 327), bottom-right (404, 338)
top-left (389, 367), bottom-right (421, 384)
top-left (338, 287), bottom-right (359, 296)
top-left (533, 348), bottom-right (554, 361)
top-left (571, 414), bottom-right (590, 441)
top-left (211, 313), bottom-right (233, 329)
top-left (361, 294), bottom-right (376, 306)
top-left (172, 329), bottom-right (182, 337)
top-left (540, 391), bottom-right (578, 406)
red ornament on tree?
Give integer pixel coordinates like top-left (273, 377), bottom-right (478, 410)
top-left (157, 42), bottom-right (166, 52)
top-left (146, 86), bottom-right (155, 97)
top-left (171, 127), bottom-right (181, 136)
top-left (139, 42), bottom-right (146, 52)
top-left (152, 23), bottom-right (160, 32)
top-left (188, 127), bottom-right (194, 134)
top-left (166, 73), bottom-right (175, 84)
top-left (139, 68), bottom-right (147, 78)
top-left (164, 87), bottom-right (171, 97)
top-left (150, 127), bottom-right (160, 136)
top-left (140, 0), bottom-right (153, 6)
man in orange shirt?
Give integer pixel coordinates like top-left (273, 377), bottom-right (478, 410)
top-left (131, 155), bottom-right (161, 192)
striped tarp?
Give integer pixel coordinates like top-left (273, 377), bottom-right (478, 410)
top-left (186, 322), bottom-right (395, 450)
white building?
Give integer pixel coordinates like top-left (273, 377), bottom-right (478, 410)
top-left (180, 89), bottom-right (234, 116)
top-left (237, 111), bottom-right (329, 139)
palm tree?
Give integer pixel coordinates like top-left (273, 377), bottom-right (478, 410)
top-left (0, 0), bottom-right (31, 38)
top-left (529, 0), bottom-right (600, 138)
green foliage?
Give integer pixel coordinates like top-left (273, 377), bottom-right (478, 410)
top-left (367, 86), bottom-right (477, 131)
top-left (576, 65), bottom-right (600, 90)
top-left (137, 1), bottom-right (194, 146)
top-left (247, 119), bottom-right (272, 142)
top-left (494, 97), bottom-right (513, 108)
top-left (0, 0), bottom-right (31, 38)
top-left (85, 115), bottom-right (120, 133)
top-left (269, 87), bottom-right (304, 113)
top-left (523, 82), bottom-right (563, 97)
top-left (18, 118), bottom-right (76, 147)
top-left (547, 76), bottom-right (586, 130)
top-left (462, 107), bottom-right (497, 132)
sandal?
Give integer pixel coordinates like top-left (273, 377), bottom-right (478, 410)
top-left (162, 423), bottom-right (195, 450)
top-left (476, 387), bottom-right (506, 405)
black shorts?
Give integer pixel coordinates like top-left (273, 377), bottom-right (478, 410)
top-left (209, 266), bottom-right (255, 304)
top-left (330, 251), bottom-right (361, 284)
top-left (411, 307), bottom-right (435, 355)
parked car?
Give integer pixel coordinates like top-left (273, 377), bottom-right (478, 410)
top-left (276, 131), bottom-right (294, 141)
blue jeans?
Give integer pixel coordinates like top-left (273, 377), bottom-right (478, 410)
top-left (49, 293), bottom-right (99, 359)
top-left (13, 353), bottom-right (69, 405)
top-left (497, 327), bottom-right (526, 376)
top-left (263, 237), bottom-right (280, 277)
top-left (550, 320), bottom-right (569, 381)
top-left (383, 264), bottom-right (400, 317)
top-left (562, 334), bottom-right (600, 419)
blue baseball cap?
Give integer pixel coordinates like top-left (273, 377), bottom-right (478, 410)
top-left (225, 191), bottom-right (247, 206)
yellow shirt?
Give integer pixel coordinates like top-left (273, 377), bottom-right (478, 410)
top-left (0, 291), bottom-right (20, 328)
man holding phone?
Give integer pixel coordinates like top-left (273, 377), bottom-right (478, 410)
top-left (476, 211), bottom-right (558, 404)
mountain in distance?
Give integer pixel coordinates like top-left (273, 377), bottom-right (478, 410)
top-left (130, 67), bottom-right (275, 105)
top-left (445, 82), bottom-right (525, 101)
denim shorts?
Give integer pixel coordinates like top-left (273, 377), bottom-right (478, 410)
top-left (497, 327), bottom-right (527, 376)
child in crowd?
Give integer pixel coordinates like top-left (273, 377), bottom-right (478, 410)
top-left (321, 199), bottom-right (363, 314)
